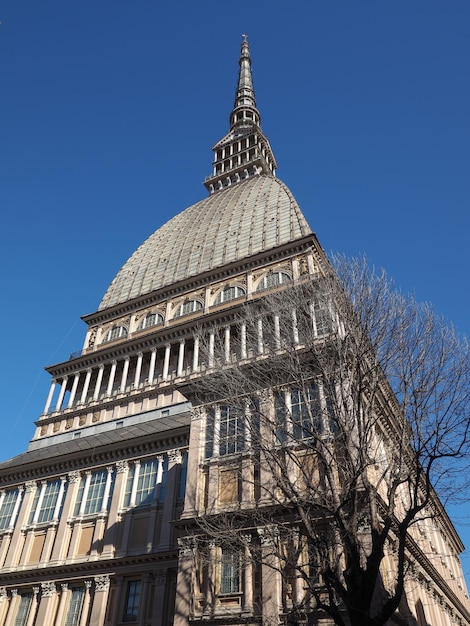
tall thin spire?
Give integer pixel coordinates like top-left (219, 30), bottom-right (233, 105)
top-left (204, 36), bottom-right (277, 195)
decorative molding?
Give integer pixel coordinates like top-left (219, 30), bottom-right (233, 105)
top-left (25, 481), bottom-right (37, 493)
top-left (41, 581), bottom-right (57, 597)
top-left (68, 470), bottom-right (81, 484)
top-left (116, 460), bottom-right (128, 474)
top-left (154, 568), bottom-right (168, 586)
top-left (94, 575), bottom-right (110, 592)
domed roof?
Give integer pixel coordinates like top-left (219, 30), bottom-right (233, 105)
top-left (99, 175), bottom-right (312, 310)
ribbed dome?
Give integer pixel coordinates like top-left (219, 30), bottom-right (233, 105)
top-left (99, 175), bottom-right (312, 311)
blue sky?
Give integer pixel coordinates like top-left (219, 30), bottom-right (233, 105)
top-left (1, 0), bottom-right (469, 579)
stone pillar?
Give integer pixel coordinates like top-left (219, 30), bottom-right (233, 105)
top-left (151, 569), bottom-right (168, 626)
top-left (148, 348), bottom-right (157, 383)
top-left (177, 340), bottom-right (185, 377)
top-left (80, 368), bottom-right (92, 404)
top-left (163, 344), bottom-right (171, 380)
top-left (134, 352), bottom-right (143, 388)
top-left (208, 332), bottom-right (215, 367)
top-left (25, 587), bottom-right (40, 626)
top-left (174, 539), bottom-right (194, 626)
top-left (79, 581), bottom-right (92, 626)
top-left (240, 323), bottom-right (247, 359)
top-left (90, 467), bottom-right (114, 557)
top-left (258, 526), bottom-right (282, 624)
top-left (257, 318), bottom-right (264, 354)
top-left (106, 360), bottom-right (117, 396)
top-left (44, 380), bottom-right (56, 414)
top-left (120, 357), bottom-right (130, 393)
top-left (273, 314), bottom-right (281, 349)
top-left (4, 482), bottom-right (36, 568)
top-left (89, 575), bottom-right (110, 626)
top-left (159, 450), bottom-right (182, 550)
top-left (68, 372), bottom-right (80, 408)
top-left (138, 573), bottom-right (152, 626)
top-left (0, 488), bottom-right (24, 567)
top-left (111, 578), bottom-right (124, 626)
top-left (4, 589), bottom-right (19, 626)
top-left (102, 461), bottom-right (128, 557)
top-left (35, 582), bottom-right (58, 625)
top-left (93, 365), bottom-right (105, 401)
top-left (224, 326), bottom-right (231, 362)
top-left (242, 535), bottom-right (254, 612)
top-left (0, 588), bottom-right (8, 625)
top-left (212, 406), bottom-right (221, 458)
top-left (55, 376), bottom-right (68, 411)
top-left (53, 583), bottom-right (69, 626)
top-left (50, 470), bottom-right (81, 563)
top-left (192, 336), bottom-right (200, 371)
top-left (181, 410), bottom-right (203, 518)
top-left (292, 308), bottom-right (299, 344)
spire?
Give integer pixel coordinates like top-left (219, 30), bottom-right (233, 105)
top-left (204, 36), bottom-right (277, 195)
top-left (230, 35), bottom-right (261, 129)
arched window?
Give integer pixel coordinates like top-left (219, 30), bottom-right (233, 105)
top-left (214, 285), bottom-right (246, 305)
top-left (256, 271), bottom-right (291, 292)
top-left (138, 312), bottom-right (164, 331)
top-left (173, 299), bottom-right (203, 319)
top-left (102, 325), bottom-right (128, 343)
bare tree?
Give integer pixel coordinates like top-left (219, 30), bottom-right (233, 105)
top-left (181, 256), bottom-right (470, 626)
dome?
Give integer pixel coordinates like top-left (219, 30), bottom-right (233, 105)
top-left (99, 175), bottom-right (312, 310)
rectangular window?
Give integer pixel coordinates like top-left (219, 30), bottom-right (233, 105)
top-left (64, 588), bottom-right (84, 626)
top-left (0, 489), bottom-right (20, 530)
top-left (220, 549), bottom-right (241, 594)
top-left (74, 469), bottom-right (114, 516)
top-left (219, 406), bottom-right (245, 455)
top-left (124, 459), bottom-right (159, 508)
top-left (123, 580), bottom-right (141, 622)
top-left (291, 384), bottom-right (322, 439)
top-left (13, 593), bottom-right (32, 626)
top-left (29, 480), bottom-right (64, 524)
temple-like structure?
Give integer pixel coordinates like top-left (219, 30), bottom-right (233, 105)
top-left (0, 38), bottom-right (469, 626)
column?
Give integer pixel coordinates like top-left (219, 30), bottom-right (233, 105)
top-left (174, 540), bottom-right (193, 626)
top-left (89, 575), bottom-right (110, 626)
top-left (257, 318), bottom-right (264, 354)
top-left (55, 376), bottom-right (68, 411)
top-left (43, 380), bottom-right (57, 414)
top-left (93, 365), bottom-right (105, 401)
top-left (242, 535), bottom-right (254, 612)
top-left (120, 357), bottom-right (130, 392)
top-left (102, 461), bottom-right (128, 557)
top-left (224, 326), bottom-right (231, 363)
top-left (80, 369), bottom-right (92, 404)
top-left (162, 344), bottom-right (171, 380)
top-left (35, 582), bottom-right (58, 625)
top-left (212, 406), bottom-right (221, 458)
top-left (53, 583), bottom-right (69, 626)
top-left (0, 588), bottom-right (8, 626)
top-left (192, 336), bottom-right (200, 371)
top-left (68, 372), bottom-right (80, 408)
top-left (50, 471), bottom-right (81, 563)
top-left (258, 527), bottom-right (282, 625)
top-left (134, 352), bottom-right (143, 388)
top-left (111, 578), bottom-right (124, 626)
top-left (4, 589), bottom-right (19, 626)
top-left (292, 308), bottom-right (299, 344)
top-left (79, 472), bottom-right (92, 516)
top-left (273, 314), bottom-right (281, 350)
top-left (106, 360), bottom-right (117, 396)
top-left (177, 340), bottom-right (185, 377)
top-left (90, 467), bottom-right (114, 557)
top-left (181, 410), bottom-right (203, 518)
top-left (159, 450), bottom-right (181, 550)
top-left (32, 481), bottom-right (47, 524)
top-left (3, 484), bottom-right (31, 568)
top-left (208, 332), bottom-right (215, 367)
top-left (79, 581), bottom-right (92, 626)
top-left (240, 323), bottom-right (247, 359)
top-left (129, 461), bottom-right (140, 507)
top-left (138, 573), bottom-right (152, 626)
top-left (148, 348), bottom-right (157, 384)
top-left (151, 569), bottom-right (168, 626)
top-left (25, 587), bottom-right (40, 626)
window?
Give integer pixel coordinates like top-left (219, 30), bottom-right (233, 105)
top-left (0, 488), bottom-right (21, 530)
top-left (205, 402), bottom-right (259, 458)
top-left (124, 459), bottom-right (160, 508)
top-left (220, 548), bottom-right (241, 594)
top-left (64, 588), bottom-right (84, 626)
top-left (138, 312), bottom-right (163, 330)
top-left (29, 480), bottom-right (65, 524)
top-left (275, 383), bottom-right (334, 443)
top-left (173, 299), bottom-right (203, 318)
top-left (291, 385), bottom-right (322, 439)
top-left (214, 285), bottom-right (246, 305)
top-left (256, 271), bottom-right (291, 292)
top-left (13, 593), bottom-right (32, 626)
top-left (102, 325), bottom-right (128, 343)
top-left (311, 300), bottom-right (331, 337)
top-left (74, 469), bottom-right (114, 516)
top-left (219, 406), bottom-right (245, 455)
top-left (123, 581), bottom-right (141, 622)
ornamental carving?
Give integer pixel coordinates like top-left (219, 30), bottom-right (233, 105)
top-left (87, 328), bottom-right (97, 348)
top-left (0, 587), bottom-right (6, 602)
top-left (177, 537), bottom-right (195, 557)
top-left (40, 425), bottom-right (48, 436)
top-left (61, 583), bottom-right (68, 593)
top-left (79, 415), bottom-right (87, 426)
top-left (92, 411), bottom-right (100, 423)
top-left (25, 481), bottom-right (37, 493)
top-left (258, 525), bottom-right (279, 547)
top-left (65, 418), bottom-right (73, 430)
top-left (94, 575), bottom-right (110, 592)
top-left (68, 470), bottom-right (81, 484)
top-left (298, 255), bottom-right (309, 276)
top-left (53, 421), bottom-right (60, 433)
top-left (41, 581), bottom-right (56, 597)
top-left (154, 568), bottom-right (168, 586)
top-left (11, 589), bottom-right (18, 598)
top-left (116, 460), bottom-right (128, 474)
top-left (190, 407), bottom-right (203, 421)
top-left (168, 450), bottom-right (182, 464)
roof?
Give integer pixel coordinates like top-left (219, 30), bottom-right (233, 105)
top-left (99, 175), bottom-right (312, 310)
